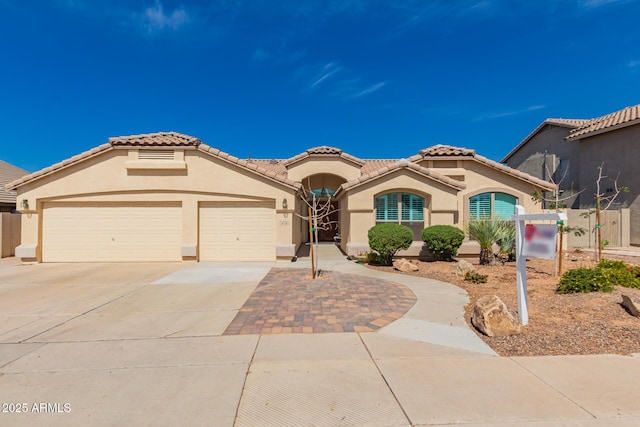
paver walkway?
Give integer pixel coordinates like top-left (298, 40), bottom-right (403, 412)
top-left (223, 268), bottom-right (416, 334)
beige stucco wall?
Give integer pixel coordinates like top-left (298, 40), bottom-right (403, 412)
top-left (343, 169), bottom-right (459, 256)
top-left (15, 148), bottom-right (298, 261)
top-left (286, 157), bottom-right (362, 182)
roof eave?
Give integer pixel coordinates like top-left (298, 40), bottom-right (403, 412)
top-left (566, 118), bottom-right (640, 141)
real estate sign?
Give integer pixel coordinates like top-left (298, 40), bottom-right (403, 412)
top-left (522, 224), bottom-right (558, 260)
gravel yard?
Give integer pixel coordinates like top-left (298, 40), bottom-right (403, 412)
top-left (368, 251), bottom-right (640, 356)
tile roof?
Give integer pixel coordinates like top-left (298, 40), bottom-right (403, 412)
top-left (566, 104), bottom-right (640, 141)
top-left (197, 144), bottom-right (300, 189)
top-left (339, 159), bottom-right (466, 193)
top-left (6, 144), bottom-right (112, 190)
top-left (500, 119), bottom-right (590, 163)
top-left (7, 132), bottom-right (298, 191)
top-left (0, 160), bottom-right (29, 204)
top-left (284, 146), bottom-right (365, 167)
top-left (109, 131), bottom-right (201, 146)
top-left (419, 145), bottom-right (476, 157)
top-left (416, 145), bottom-right (556, 192)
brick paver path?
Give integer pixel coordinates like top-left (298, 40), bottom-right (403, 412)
top-left (223, 268), bottom-right (417, 335)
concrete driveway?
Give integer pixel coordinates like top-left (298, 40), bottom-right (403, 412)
top-left (2, 260), bottom-right (640, 426)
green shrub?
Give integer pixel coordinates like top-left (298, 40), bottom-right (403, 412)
top-left (365, 252), bottom-right (384, 265)
top-left (464, 271), bottom-right (488, 284)
top-left (597, 259), bottom-right (628, 270)
top-left (421, 225), bottom-right (465, 261)
top-left (367, 223), bottom-right (414, 266)
top-left (556, 268), bottom-right (614, 294)
top-left (465, 219), bottom-right (511, 265)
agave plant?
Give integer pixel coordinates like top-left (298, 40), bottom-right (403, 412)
top-left (465, 219), bottom-right (511, 265)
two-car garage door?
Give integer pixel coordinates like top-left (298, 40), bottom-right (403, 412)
top-left (41, 201), bottom-right (276, 262)
top-left (42, 203), bottom-right (182, 262)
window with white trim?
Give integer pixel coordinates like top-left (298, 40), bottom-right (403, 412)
top-left (469, 192), bottom-right (516, 220)
top-left (375, 193), bottom-right (424, 239)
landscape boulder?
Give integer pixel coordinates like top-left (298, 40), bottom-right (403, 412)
top-left (393, 258), bottom-right (418, 272)
top-left (452, 259), bottom-right (475, 276)
top-left (471, 295), bottom-right (522, 337)
top-left (622, 294), bottom-right (640, 317)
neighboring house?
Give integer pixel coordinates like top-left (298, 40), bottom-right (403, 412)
top-left (503, 104), bottom-right (640, 246)
top-left (6, 132), bottom-right (553, 263)
top-left (0, 160), bottom-right (29, 212)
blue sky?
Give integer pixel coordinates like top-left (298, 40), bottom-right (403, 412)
top-left (1, 0), bottom-right (639, 172)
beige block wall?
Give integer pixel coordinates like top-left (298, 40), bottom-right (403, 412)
top-left (0, 213), bottom-right (21, 257)
top-left (15, 148), bottom-right (298, 261)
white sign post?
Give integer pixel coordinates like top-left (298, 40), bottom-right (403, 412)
top-left (513, 205), bottom-right (567, 326)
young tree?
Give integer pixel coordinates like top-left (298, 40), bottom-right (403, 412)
top-left (531, 162), bottom-right (586, 275)
top-left (592, 163), bottom-right (628, 262)
top-left (296, 183), bottom-right (339, 279)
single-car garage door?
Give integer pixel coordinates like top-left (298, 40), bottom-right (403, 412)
top-left (199, 202), bottom-right (275, 261)
top-left (42, 203), bottom-right (182, 262)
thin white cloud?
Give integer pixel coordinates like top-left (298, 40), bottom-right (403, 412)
top-left (473, 105), bottom-right (546, 121)
top-left (353, 82), bottom-right (386, 98)
top-left (581, 0), bottom-right (627, 8)
top-left (137, 0), bottom-right (189, 35)
top-left (628, 59), bottom-right (640, 68)
top-left (310, 62), bottom-right (342, 88)
top-left (252, 48), bottom-right (271, 62)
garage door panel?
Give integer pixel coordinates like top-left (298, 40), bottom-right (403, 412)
top-left (43, 204), bottom-right (182, 262)
top-left (199, 204), bottom-right (275, 261)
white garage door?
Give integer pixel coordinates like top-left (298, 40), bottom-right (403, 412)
top-left (199, 202), bottom-right (275, 261)
top-left (42, 203), bottom-right (182, 262)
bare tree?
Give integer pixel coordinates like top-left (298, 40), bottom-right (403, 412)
top-left (531, 163), bottom-right (586, 275)
top-left (296, 182), bottom-right (339, 279)
top-left (592, 163), bottom-right (628, 262)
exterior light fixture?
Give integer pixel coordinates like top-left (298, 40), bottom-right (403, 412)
top-left (21, 199), bottom-right (29, 210)
top-left (282, 198), bottom-right (288, 209)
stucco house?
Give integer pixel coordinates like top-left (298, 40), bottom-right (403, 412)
top-left (7, 132), bottom-right (553, 263)
top-left (502, 104), bottom-right (640, 246)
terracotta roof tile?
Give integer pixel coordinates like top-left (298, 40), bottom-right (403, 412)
top-left (417, 144), bottom-right (555, 192)
top-left (6, 143), bottom-right (112, 190)
top-left (283, 146), bottom-right (365, 167)
top-left (197, 144), bottom-right (300, 190)
top-left (0, 160), bottom-right (29, 204)
top-left (419, 145), bottom-right (476, 157)
top-left (567, 104), bottom-right (640, 140)
top-left (109, 131), bottom-right (200, 147)
top-left (501, 118), bottom-right (589, 163)
top-left (339, 159), bottom-right (466, 193)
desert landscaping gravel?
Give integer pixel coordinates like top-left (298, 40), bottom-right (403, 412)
top-left (369, 251), bottom-right (640, 357)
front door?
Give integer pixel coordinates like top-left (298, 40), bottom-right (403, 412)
top-left (317, 200), bottom-right (339, 241)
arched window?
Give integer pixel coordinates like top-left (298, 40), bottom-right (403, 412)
top-left (375, 193), bottom-right (424, 239)
top-left (469, 192), bottom-right (517, 220)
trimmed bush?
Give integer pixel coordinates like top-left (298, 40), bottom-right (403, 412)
top-left (421, 225), bottom-right (465, 261)
top-left (367, 223), bottom-right (413, 266)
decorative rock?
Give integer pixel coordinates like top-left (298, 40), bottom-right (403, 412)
top-left (452, 259), bottom-right (475, 276)
top-left (393, 258), bottom-right (418, 272)
top-left (621, 294), bottom-right (640, 317)
top-left (471, 295), bottom-right (522, 337)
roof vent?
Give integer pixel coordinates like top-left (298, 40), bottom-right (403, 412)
top-left (139, 150), bottom-right (175, 161)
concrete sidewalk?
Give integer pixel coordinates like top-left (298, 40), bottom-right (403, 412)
top-left (1, 254), bottom-right (640, 426)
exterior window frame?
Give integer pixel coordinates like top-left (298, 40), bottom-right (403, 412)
top-left (469, 191), bottom-right (517, 220)
top-left (375, 192), bottom-right (424, 239)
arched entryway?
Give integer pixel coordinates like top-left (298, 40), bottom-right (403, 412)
top-left (301, 173), bottom-right (346, 242)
